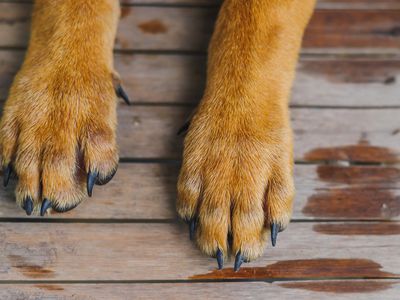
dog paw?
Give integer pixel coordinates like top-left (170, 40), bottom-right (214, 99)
top-left (0, 63), bottom-right (121, 216)
top-left (177, 98), bottom-right (294, 270)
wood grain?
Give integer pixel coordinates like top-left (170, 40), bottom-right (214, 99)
top-left (1, 51), bottom-right (399, 106)
top-left (0, 222), bottom-right (399, 281)
top-left (1, 281), bottom-right (400, 300)
top-left (0, 4), bottom-right (399, 50)
top-left (0, 164), bottom-right (399, 220)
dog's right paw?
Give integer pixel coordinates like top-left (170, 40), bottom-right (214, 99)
top-left (177, 94), bottom-right (294, 270)
top-left (0, 63), bottom-right (120, 216)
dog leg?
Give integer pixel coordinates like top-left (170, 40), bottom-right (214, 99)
top-left (177, 0), bottom-right (316, 270)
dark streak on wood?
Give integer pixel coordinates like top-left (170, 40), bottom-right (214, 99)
top-left (392, 128), bottom-right (400, 135)
top-left (316, 165), bottom-right (400, 186)
top-left (280, 281), bottom-right (395, 294)
top-left (303, 189), bottom-right (400, 219)
top-left (302, 60), bottom-right (400, 84)
top-left (0, 17), bottom-right (30, 26)
top-left (303, 10), bottom-right (400, 48)
top-left (384, 76), bottom-right (396, 85)
top-left (8, 255), bottom-right (55, 279)
top-left (374, 26), bottom-right (400, 37)
top-left (190, 259), bottom-right (397, 280)
top-left (313, 223), bottom-right (400, 235)
top-left (304, 145), bottom-right (399, 163)
top-left (14, 265), bottom-right (54, 279)
top-left (34, 284), bottom-right (64, 291)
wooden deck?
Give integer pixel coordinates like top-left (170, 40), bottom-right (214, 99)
top-left (1, 0), bottom-right (400, 299)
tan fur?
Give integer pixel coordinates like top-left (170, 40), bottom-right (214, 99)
top-left (0, 0), bottom-right (120, 214)
top-left (177, 0), bottom-right (316, 260)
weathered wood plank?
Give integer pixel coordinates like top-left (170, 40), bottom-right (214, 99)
top-left (0, 93), bottom-right (395, 162)
top-left (0, 222), bottom-right (399, 281)
top-left (0, 164), bottom-right (399, 220)
top-left (0, 4), bottom-right (399, 50)
top-left (293, 58), bottom-right (400, 107)
top-left (115, 106), bottom-right (400, 160)
top-left (1, 281), bottom-right (400, 300)
top-left (1, 51), bottom-right (399, 106)
top-left (94, 8), bottom-right (400, 50)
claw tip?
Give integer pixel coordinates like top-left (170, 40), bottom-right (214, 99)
top-left (116, 85), bottom-right (131, 105)
top-left (3, 164), bottom-right (12, 187)
top-left (24, 197), bottom-right (33, 216)
top-left (271, 223), bottom-right (279, 247)
top-left (87, 171), bottom-right (98, 197)
top-left (177, 121), bottom-right (190, 136)
top-left (40, 199), bottom-right (52, 217)
top-left (234, 252), bottom-right (244, 272)
top-left (216, 249), bottom-right (224, 270)
top-left (189, 218), bottom-right (196, 241)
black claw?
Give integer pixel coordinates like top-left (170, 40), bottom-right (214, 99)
top-left (216, 249), bottom-right (224, 270)
top-left (116, 85), bottom-right (131, 105)
top-left (234, 252), bottom-right (244, 272)
top-left (177, 120), bottom-right (190, 136)
top-left (271, 223), bottom-right (279, 247)
top-left (87, 171), bottom-right (98, 197)
top-left (3, 163), bottom-right (12, 187)
top-left (189, 218), bottom-right (196, 240)
top-left (40, 199), bottom-right (52, 216)
top-left (23, 196), bottom-right (33, 216)
top-left (95, 167), bottom-right (118, 186)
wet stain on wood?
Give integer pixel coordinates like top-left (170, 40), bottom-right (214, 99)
top-left (35, 284), bottom-right (64, 291)
top-left (313, 223), bottom-right (400, 235)
top-left (304, 145), bottom-right (399, 163)
top-left (316, 165), bottom-right (400, 186)
top-left (303, 189), bottom-right (400, 219)
top-left (190, 258), bottom-right (396, 280)
top-left (138, 20), bottom-right (167, 34)
top-left (306, 147), bottom-right (400, 218)
top-left (8, 255), bottom-right (55, 279)
top-left (280, 281), bottom-right (395, 294)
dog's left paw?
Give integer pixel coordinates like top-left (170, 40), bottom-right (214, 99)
top-left (177, 98), bottom-right (294, 270)
top-left (0, 62), bottom-right (119, 216)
